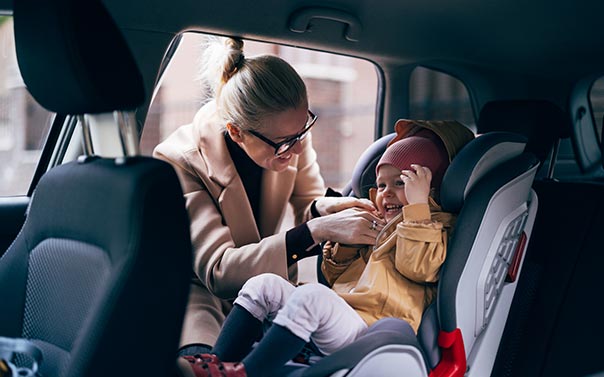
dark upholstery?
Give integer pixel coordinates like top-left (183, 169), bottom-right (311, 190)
top-left (0, 158), bottom-right (191, 377)
top-left (350, 133), bottom-right (395, 198)
top-left (477, 100), bottom-right (570, 165)
top-left (0, 198), bottom-right (28, 254)
top-left (13, 0), bottom-right (144, 114)
top-left (492, 181), bottom-right (604, 377)
top-left (2, 0), bottom-right (192, 376)
top-left (417, 303), bottom-right (440, 369)
top-left (440, 132), bottom-right (527, 213)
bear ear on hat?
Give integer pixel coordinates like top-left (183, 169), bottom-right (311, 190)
top-left (387, 119), bottom-right (421, 147)
top-left (395, 119), bottom-right (416, 137)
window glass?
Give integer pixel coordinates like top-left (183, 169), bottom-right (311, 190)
top-left (141, 33), bottom-right (378, 191)
top-left (0, 17), bottom-right (54, 196)
top-left (589, 76), bottom-right (604, 142)
top-left (409, 66), bottom-right (475, 130)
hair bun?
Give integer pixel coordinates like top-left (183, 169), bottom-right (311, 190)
top-left (199, 36), bottom-right (245, 97)
top-left (222, 38), bottom-right (244, 84)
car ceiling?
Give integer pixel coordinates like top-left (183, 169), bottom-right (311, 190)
top-left (1, 0), bottom-right (603, 83)
top-left (98, 0), bottom-right (604, 84)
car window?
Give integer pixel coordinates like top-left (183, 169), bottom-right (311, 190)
top-left (0, 16), bottom-right (54, 196)
top-left (141, 32), bottom-right (378, 191)
top-left (409, 66), bottom-right (475, 130)
top-left (589, 76), bottom-right (604, 143)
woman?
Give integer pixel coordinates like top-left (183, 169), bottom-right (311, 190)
top-left (153, 37), bottom-right (384, 355)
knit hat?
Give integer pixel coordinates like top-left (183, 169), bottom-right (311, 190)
top-left (376, 136), bottom-right (450, 189)
top-left (389, 119), bottom-right (475, 162)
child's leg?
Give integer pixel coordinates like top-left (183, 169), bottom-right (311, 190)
top-left (273, 283), bottom-right (368, 355)
top-left (211, 304), bottom-right (262, 362)
top-left (212, 273), bottom-right (295, 361)
top-left (241, 283), bottom-right (367, 377)
top-left (242, 323), bottom-right (308, 377)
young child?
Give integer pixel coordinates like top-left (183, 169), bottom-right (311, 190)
top-left (177, 123), bottom-right (473, 377)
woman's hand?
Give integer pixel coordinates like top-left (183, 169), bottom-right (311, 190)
top-left (400, 164), bottom-right (432, 205)
top-left (314, 196), bottom-right (376, 216)
top-left (307, 207), bottom-right (386, 245)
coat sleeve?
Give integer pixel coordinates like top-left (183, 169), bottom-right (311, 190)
top-left (154, 141), bottom-right (289, 300)
top-left (290, 133), bottom-right (326, 225)
top-left (395, 203), bottom-right (447, 283)
top-left (321, 241), bottom-right (364, 286)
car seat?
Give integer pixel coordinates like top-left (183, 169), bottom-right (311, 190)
top-left (294, 129), bottom-right (540, 377)
top-left (0, 0), bottom-right (191, 376)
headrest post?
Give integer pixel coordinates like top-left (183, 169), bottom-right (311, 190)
top-left (546, 138), bottom-right (560, 179)
top-left (78, 115), bottom-right (95, 156)
top-left (115, 110), bottom-right (140, 157)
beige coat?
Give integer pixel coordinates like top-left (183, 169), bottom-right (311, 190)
top-left (153, 101), bottom-right (326, 346)
top-left (322, 201), bottom-right (454, 333)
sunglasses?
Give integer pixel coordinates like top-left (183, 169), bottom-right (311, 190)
top-left (248, 110), bottom-right (318, 157)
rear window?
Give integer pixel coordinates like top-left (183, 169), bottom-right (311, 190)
top-left (141, 33), bottom-right (378, 191)
top-left (409, 66), bottom-right (475, 130)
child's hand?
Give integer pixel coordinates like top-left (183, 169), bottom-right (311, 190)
top-left (400, 164), bottom-right (432, 205)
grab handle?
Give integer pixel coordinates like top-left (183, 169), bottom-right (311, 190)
top-left (289, 7), bottom-right (361, 42)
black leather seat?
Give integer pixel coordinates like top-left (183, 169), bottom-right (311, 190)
top-left (0, 0), bottom-right (191, 376)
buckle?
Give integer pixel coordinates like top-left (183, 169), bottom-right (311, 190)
top-left (0, 337), bottom-right (43, 377)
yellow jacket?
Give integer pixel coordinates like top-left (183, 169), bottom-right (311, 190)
top-left (322, 199), bottom-right (454, 333)
top-left (321, 118), bottom-right (472, 333)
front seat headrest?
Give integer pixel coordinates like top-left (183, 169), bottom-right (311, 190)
top-left (14, 0), bottom-right (145, 114)
top-left (477, 100), bottom-right (570, 164)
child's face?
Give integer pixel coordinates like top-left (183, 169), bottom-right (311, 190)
top-left (375, 164), bottom-right (408, 222)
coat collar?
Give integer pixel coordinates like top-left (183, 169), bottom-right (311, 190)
top-left (191, 101), bottom-right (299, 238)
top-left (369, 191), bottom-right (454, 246)
top-left (192, 101), bottom-right (239, 188)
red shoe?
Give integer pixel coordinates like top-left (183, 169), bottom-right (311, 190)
top-left (176, 354), bottom-right (247, 377)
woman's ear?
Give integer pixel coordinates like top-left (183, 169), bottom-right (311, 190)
top-left (226, 123), bottom-right (244, 142)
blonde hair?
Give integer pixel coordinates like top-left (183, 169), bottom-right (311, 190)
top-left (200, 36), bottom-right (307, 131)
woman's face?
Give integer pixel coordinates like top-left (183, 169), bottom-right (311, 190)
top-left (233, 105), bottom-right (310, 172)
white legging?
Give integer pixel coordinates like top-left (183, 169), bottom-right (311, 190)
top-left (233, 273), bottom-right (368, 355)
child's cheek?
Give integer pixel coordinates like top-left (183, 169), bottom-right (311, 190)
top-left (375, 203), bottom-right (386, 219)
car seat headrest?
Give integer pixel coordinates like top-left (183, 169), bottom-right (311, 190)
top-left (440, 132), bottom-right (528, 213)
top-left (351, 120), bottom-right (474, 199)
top-left (351, 133), bottom-right (395, 198)
top-left (13, 0), bottom-right (145, 114)
top-left (477, 100), bottom-right (570, 164)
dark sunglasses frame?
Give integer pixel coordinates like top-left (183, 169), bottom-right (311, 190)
top-left (248, 110), bottom-right (318, 156)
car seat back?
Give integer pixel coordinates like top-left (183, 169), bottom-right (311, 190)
top-left (0, 0), bottom-right (192, 376)
top-left (434, 132), bottom-right (539, 377)
top-left (301, 129), bottom-right (539, 377)
top-left (349, 133), bottom-right (396, 198)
